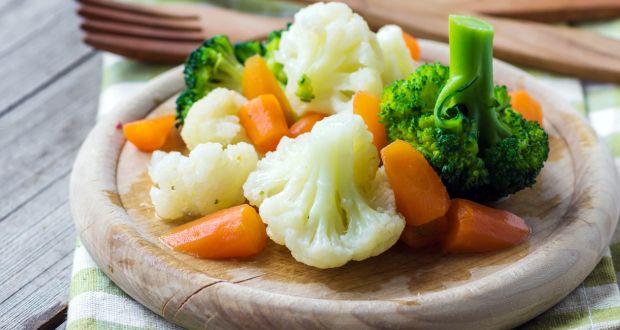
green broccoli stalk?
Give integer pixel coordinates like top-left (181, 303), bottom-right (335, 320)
top-left (379, 15), bottom-right (549, 201)
top-left (295, 74), bottom-right (315, 102)
top-left (176, 35), bottom-right (244, 125)
top-left (263, 27), bottom-right (288, 85)
top-left (234, 40), bottom-right (264, 64)
top-left (434, 16), bottom-right (510, 149)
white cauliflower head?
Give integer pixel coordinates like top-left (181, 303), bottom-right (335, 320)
top-left (377, 25), bottom-right (418, 84)
top-left (181, 88), bottom-right (248, 150)
top-left (275, 2), bottom-right (384, 116)
top-left (149, 142), bottom-right (258, 220)
top-left (243, 113), bottom-right (405, 268)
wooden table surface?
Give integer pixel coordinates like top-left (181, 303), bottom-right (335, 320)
top-left (0, 0), bottom-right (100, 328)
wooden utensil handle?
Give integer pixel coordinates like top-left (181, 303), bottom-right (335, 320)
top-left (449, 0), bottom-right (620, 23)
top-left (297, 0), bottom-right (620, 83)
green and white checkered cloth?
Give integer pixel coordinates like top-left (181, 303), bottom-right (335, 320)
top-left (67, 2), bottom-right (620, 329)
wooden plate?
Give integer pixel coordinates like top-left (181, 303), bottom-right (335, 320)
top-left (70, 40), bottom-right (620, 329)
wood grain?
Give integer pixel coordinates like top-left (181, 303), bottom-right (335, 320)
top-left (436, 0), bottom-right (620, 22)
top-left (0, 57), bottom-right (101, 327)
top-left (79, 1), bottom-right (289, 64)
top-left (0, 0), bottom-right (102, 326)
top-left (71, 40), bottom-right (620, 329)
top-left (0, 0), bottom-right (94, 116)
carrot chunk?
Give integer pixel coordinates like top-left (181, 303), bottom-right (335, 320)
top-left (160, 204), bottom-right (267, 259)
top-left (289, 112), bottom-right (327, 138)
top-left (239, 94), bottom-right (289, 154)
top-left (443, 199), bottom-right (530, 253)
top-left (402, 32), bottom-right (421, 61)
top-left (353, 91), bottom-right (388, 151)
top-left (122, 114), bottom-right (175, 152)
top-left (509, 90), bottom-right (543, 126)
top-left (401, 216), bottom-right (449, 249)
top-left (381, 140), bottom-right (451, 225)
top-left (242, 55), bottom-right (295, 125)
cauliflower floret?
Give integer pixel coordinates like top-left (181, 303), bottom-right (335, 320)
top-left (149, 142), bottom-right (258, 220)
top-left (243, 113), bottom-right (405, 268)
top-left (181, 88), bottom-right (248, 150)
top-left (275, 2), bottom-right (384, 116)
top-left (377, 25), bottom-right (418, 84)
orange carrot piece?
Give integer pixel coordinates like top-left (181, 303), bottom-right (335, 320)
top-left (443, 199), bottom-right (530, 254)
top-left (289, 112), bottom-right (327, 138)
top-left (509, 90), bottom-right (543, 126)
top-left (353, 91), bottom-right (388, 151)
top-left (160, 204), bottom-right (267, 259)
top-left (122, 114), bottom-right (175, 152)
top-left (402, 32), bottom-right (421, 61)
top-left (242, 55), bottom-right (295, 125)
top-left (381, 140), bottom-right (451, 225)
top-left (401, 216), bottom-right (449, 249)
top-left (239, 94), bottom-right (289, 154)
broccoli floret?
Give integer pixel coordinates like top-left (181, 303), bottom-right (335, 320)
top-left (176, 35), bottom-right (243, 125)
top-left (175, 89), bottom-right (196, 124)
top-left (379, 16), bottom-right (548, 201)
top-left (263, 27), bottom-right (288, 85)
top-left (295, 74), bottom-right (315, 102)
top-left (234, 40), bottom-right (264, 64)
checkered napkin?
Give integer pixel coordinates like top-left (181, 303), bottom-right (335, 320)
top-left (67, 2), bottom-right (620, 329)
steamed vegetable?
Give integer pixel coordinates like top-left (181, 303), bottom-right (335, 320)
top-left (161, 204), bottom-right (267, 259)
top-left (123, 115), bottom-right (175, 152)
top-left (443, 199), bottom-right (530, 253)
top-left (275, 2), bottom-right (384, 116)
top-left (176, 35), bottom-right (244, 125)
top-left (381, 140), bottom-right (451, 225)
top-left (353, 91), bottom-right (388, 151)
top-left (239, 94), bottom-right (289, 154)
top-left (243, 113), bottom-right (405, 268)
top-left (401, 216), bottom-right (448, 249)
top-left (288, 112), bottom-right (327, 137)
top-left (509, 90), bottom-right (543, 126)
top-left (379, 15), bottom-right (549, 201)
top-left (377, 25), bottom-right (417, 84)
top-left (295, 74), bottom-right (314, 102)
top-left (242, 55), bottom-right (296, 124)
top-left (263, 27), bottom-right (288, 85)
top-left (180, 88), bottom-right (248, 150)
top-left (234, 40), bottom-right (264, 64)
top-left (149, 142), bottom-right (258, 220)
top-left (401, 31), bottom-right (421, 62)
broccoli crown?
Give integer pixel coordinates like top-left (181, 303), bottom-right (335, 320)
top-left (176, 35), bottom-right (244, 124)
top-left (263, 27), bottom-right (288, 85)
top-left (380, 63), bottom-right (489, 198)
top-left (380, 61), bottom-right (548, 201)
top-left (234, 40), bottom-right (264, 64)
top-left (379, 59), bottom-right (549, 201)
top-left (482, 86), bottom-right (549, 199)
top-left (380, 16), bottom-right (549, 201)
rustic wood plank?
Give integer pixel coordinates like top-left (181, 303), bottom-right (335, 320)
top-left (0, 55), bottom-right (101, 222)
top-left (0, 54), bottom-right (101, 328)
top-left (0, 0), bottom-right (103, 325)
top-left (0, 0), bottom-right (68, 56)
top-left (0, 0), bottom-right (94, 117)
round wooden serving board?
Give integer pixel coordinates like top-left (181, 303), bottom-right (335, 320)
top-left (71, 40), bottom-right (620, 330)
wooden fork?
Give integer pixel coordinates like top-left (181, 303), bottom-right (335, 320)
top-left (77, 0), bottom-right (289, 63)
top-left (77, 0), bottom-right (620, 83)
